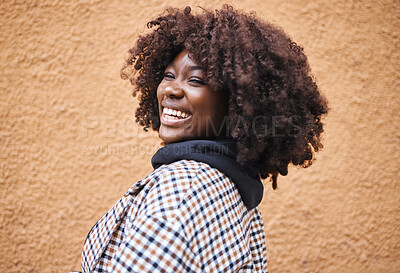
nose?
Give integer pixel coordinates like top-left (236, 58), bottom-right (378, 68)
top-left (163, 81), bottom-right (184, 98)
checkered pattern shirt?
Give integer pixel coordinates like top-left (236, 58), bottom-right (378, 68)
top-left (81, 160), bottom-right (268, 272)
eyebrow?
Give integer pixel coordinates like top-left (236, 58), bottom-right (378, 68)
top-left (167, 63), bottom-right (203, 71)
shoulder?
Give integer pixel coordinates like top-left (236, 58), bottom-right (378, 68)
top-left (139, 159), bottom-right (242, 218)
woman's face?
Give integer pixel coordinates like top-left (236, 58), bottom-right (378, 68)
top-left (157, 49), bottom-right (228, 144)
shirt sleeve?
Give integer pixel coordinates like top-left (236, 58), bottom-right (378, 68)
top-left (108, 213), bottom-right (202, 273)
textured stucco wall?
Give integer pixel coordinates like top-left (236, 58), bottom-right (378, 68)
top-left (1, 0), bottom-right (399, 272)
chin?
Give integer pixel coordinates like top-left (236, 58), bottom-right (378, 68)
top-left (158, 130), bottom-right (184, 144)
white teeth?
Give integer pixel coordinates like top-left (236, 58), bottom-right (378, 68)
top-left (163, 107), bottom-right (190, 119)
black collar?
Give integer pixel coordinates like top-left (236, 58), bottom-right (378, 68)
top-left (151, 138), bottom-right (263, 210)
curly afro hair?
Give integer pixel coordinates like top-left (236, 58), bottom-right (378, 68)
top-left (121, 5), bottom-right (329, 189)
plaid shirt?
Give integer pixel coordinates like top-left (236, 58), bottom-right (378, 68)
top-left (82, 160), bottom-right (268, 272)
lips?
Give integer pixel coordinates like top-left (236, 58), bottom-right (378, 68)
top-left (161, 101), bottom-right (192, 118)
top-left (160, 104), bottom-right (192, 126)
top-left (163, 107), bottom-right (190, 119)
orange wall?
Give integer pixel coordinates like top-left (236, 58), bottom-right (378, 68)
top-left (1, 0), bottom-right (399, 272)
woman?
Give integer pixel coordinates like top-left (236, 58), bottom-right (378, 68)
top-left (81, 5), bottom-right (328, 272)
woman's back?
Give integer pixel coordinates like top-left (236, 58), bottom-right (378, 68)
top-left (82, 159), bottom-right (268, 272)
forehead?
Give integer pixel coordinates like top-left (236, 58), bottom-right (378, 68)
top-left (167, 49), bottom-right (203, 71)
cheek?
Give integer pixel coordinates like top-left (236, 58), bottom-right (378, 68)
top-left (192, 95), bottom-right (227, 129)
top-left (156, 86), bottom-right (163, 107)
top-left (207, 93), bottom-right (228, 117)
top-left (156, 86), bottom-right (161, 99)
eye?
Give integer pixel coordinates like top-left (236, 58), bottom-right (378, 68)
top-left (189, 77), bottom-right (205, 85)
top-left (163, 72), bottom-right (175, 80)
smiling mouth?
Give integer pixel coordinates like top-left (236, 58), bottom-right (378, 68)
top-left (162, 107), bottom-right (191, 120)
